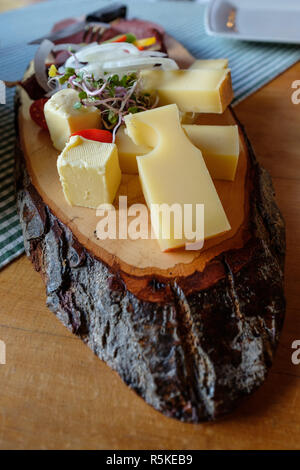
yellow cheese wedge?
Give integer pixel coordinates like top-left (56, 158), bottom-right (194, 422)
top-left (115, 126), bottom-right (151, 174)
top-left (116, 123), bottom-right (239, 181)
top-left (44, 89), bottom-right (101, 151)
top-left (57, 135), bottom-right (121, 209)
top-left (182, 125), bottom-right (239, 181)
top-left (189, 59), bottom-right (228, 70)
top-left (124, 105), bottom-right (230, 251)
top-left (140, 69), bottom-right (233, 113)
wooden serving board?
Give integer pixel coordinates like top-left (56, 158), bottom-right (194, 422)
top-left (14, 35), bottom-right (285, 422)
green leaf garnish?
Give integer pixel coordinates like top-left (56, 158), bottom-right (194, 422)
top-left (128, 106), bottom-right (139, 114)
top-left (53, 69), bottom-right (157, 135)
top-left (108, 110), bottom-right (118, 124)
top-left (125, 33), bottom-right (137, 43)
top-left (65, 67), bottom-right (75, 75)
top-left (78, 91), bottom-right (87, 100)
top-left (73, 101), bottom-right (82, 110)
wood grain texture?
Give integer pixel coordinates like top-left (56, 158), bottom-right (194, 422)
top-left (0, 95), bottom-right (298, 450)
top-left (18, 59), bottom-right (249, 279)
top-left (0, 2), bottom-right (299, 450)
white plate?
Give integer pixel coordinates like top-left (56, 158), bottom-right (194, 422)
top-left (205, 0), bottom-right (300, 44)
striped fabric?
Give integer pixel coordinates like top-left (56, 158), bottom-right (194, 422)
top-left (0, 88), bottom-right (24, 268)
top-left (0, 0), bottom-right (299, 269)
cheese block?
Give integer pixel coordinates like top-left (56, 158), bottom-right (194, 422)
top-left (182, 125), bottom-right (239, 181)
top-left (44, 89), bottom-right (101, 151)
top-left (117, 123), bottom-right (239, 181)
top-left (124, 105), bottom-right (230, 251)
top-left (57, 135), bottom-right (121, 209)
top-left (140, 69), bottom-right (233, 113)
top-left (189, 59), bottom-right (228, 70)
top-left (115, 126), bottom-right (151, 174)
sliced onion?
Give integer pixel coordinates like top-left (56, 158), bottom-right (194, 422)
top-left (139, 50), bottom-right (167, 57)
top-left (63, 48), bottom-right (137, 71)
top-left (64, 55), bottom-right (138, 73)
top-left (34, 39), bottom-right (54, 91)
top-left (102, 57), bottom-right (179, 72)
top-left (60, 41), bottom-right (178, 79)
top-left (63, 42), bottom-right (159, 70)
top-left (79, 63), bottom-right (104, 80)
top-left (52, 43), bottom-right (83, 53)
top-left (80, 57), bottom-right (178, 80)
top-left (75, 42), bottom-right (140, 63)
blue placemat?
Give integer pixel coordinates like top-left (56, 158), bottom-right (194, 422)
top-left (0, 0), bottom-right (299, 269)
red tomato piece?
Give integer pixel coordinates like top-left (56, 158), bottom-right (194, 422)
top-left (71, 129), bottom-right (113, 143)
top-left (29, 98), bottom-right (49, 130)
top-left (111, 34), bottom-right (127, 43)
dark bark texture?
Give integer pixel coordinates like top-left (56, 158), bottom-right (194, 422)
top-left (15, 95), bottom-right (286, 422)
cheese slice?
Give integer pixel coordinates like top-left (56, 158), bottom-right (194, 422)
top-left (182, 125), bottom-right (239, 181)
top-left (140, 69), bottom-right (233, 113)
top-left (117, 123), bottom-right (239, 181)
top-left (124, 105), bottom-right (230, 251)
top-left (57, 135), bottom-right (121, 209)
top-left (189, 59), bottom-right (228, 70)
top-left (115, 126), bottom-right (151, 174)
top-left (44, 89), bottom-right (101, 151)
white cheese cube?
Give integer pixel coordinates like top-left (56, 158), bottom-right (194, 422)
top-left (124, 105), bottom-right (230, 251)
top-left (115, 126), bottom-right (151, 174)
top-left (140, 69), bottom-right (233, 114)
top-left (116, 123), bottom-right (239, 181)
top-left (189, 59), bottom-right (228, 70)
top-left (182, 125), bottom-right (240, 181)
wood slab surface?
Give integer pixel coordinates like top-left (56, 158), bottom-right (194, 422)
top-left (18, 52), bottom-right (249, 278)
top-left (0, 1), bottom-right (300, 450)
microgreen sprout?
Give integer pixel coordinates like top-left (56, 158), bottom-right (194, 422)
top-left (49, 67), bottom-right (158, 140)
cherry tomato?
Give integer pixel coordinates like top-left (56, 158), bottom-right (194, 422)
top-left (29, 98), bottom-right (49, 130)
top-left (71, 129), bottom-right (113, 143)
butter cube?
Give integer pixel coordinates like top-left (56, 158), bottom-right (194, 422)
top-left (44, 89), bottom-right (101, 151)
top-left (189, 59), bottom-right (228, 70)
top-left (140, 69), bottom-right (233, 114)
top-left (57, 135), bottom-right (121, 209)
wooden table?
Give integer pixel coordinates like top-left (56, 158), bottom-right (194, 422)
top-left (1, 1), bottom-right (300, 450)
